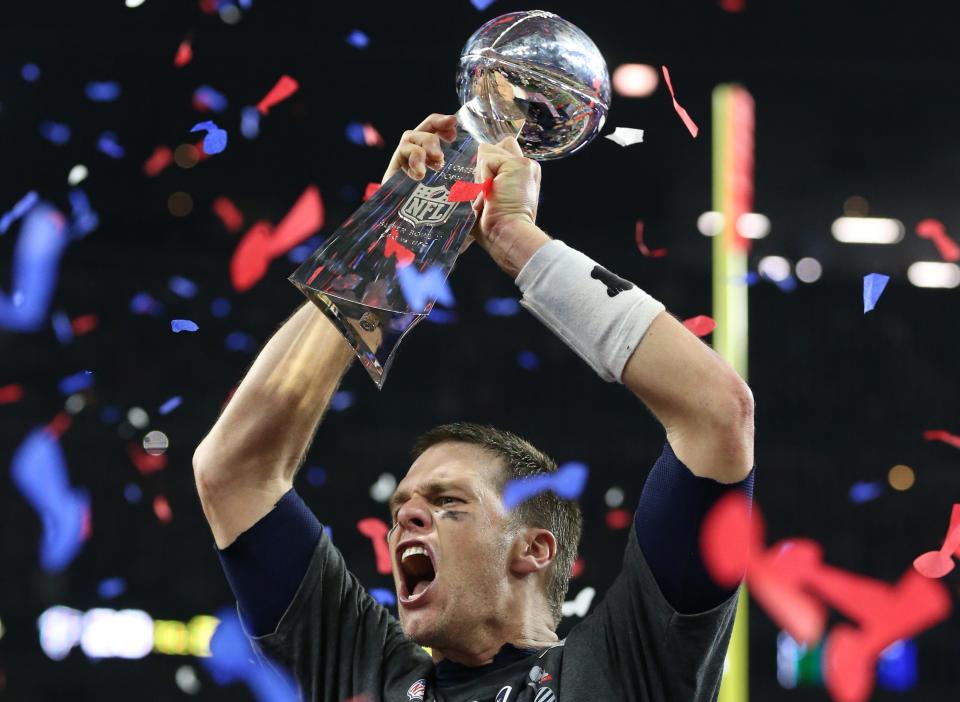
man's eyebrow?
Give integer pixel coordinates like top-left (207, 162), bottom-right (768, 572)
top-left (388, 480), bottom-right (469, 513)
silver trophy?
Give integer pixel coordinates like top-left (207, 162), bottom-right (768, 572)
top-left (289, 10), bottom-right (610, 388)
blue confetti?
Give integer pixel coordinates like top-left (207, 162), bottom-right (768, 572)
top-left (97, 577), bottom-right (127, 600)
top-left (85, 81), bottom-right (121, 102)
top-left (168, 275), bottom-right (199, 298)
top-left (56, 316), bottom-right (85, 344)
top-left (11, 426), bottom-right (90, 572)
top-left (68, 188), bottom-right (99, 238)
top-left (426, 308), bottom-right (458, 325)
top-left (849, 480), bottom-right (884, 504)
top-left (159, 396), bottom-right (183, 415)
top-left (123, 483), bottom-right (142, 503)
top-left (171, 319), bottom-right (199, 333)
top-left (51, 311), bottom-right (74, 344)
top-left (345, 121), bottom-right (366, 145)
top-left (191, 120), bottom-right (228, 155)
top-left (21, 63), bottom-right (41, 82)
top-left (369, 588), bottom-right (396, 606)
top-left (517, 350), bottom-right (540, 371)
top-left (97, 131), bottom-right (126, 159)
top-left (307, 466), bottom-right (327, 486)
top-left (210, 297), bottom-right (232, 318)
top-left (238, 0), bottom-right (252, 7)
top-left (193, 85), bottom-right (229, 113)
top-left (58, 370), bottom-right (94, 395)
top-left (396, 264), bottom-right (455, 313)
top-left (775, 275), bottom-right (797, 293)
top-left (287, 236), bottom-right (324, 264)
top-left (240, 105), bottom-right (260, 139)
top-left (39, 121), bottom-right (71, 145)
top-left (100, 406), bottom-right (122, 424)
top-left (863, 273), bottom-right (890, 313)
top-left (0, 191), bottom-right (39, 235)
top-left (225, 331), bottom-right (257, 352)
top-left (330, 391), bottom-right (355, 412)
top-left (485, 297), bottom-right (521, 316)
top-left (346, 30), bottom-right (369, 49)
top-left (203, 608), bottom-right (298, 700)
top-left (471, 0), bottom-right (498, 9)
top-left (129, 292), bottom-right (164, 317)
top-left (503, 461), bottom-right (589, 509)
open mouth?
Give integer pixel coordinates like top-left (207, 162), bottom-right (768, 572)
top-left (397, 542), bottom-right (437, 605)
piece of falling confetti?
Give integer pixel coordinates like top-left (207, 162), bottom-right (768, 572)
top-left (190, 120), bottom-right (228, 155)
top-left (174, 38), bottom-right (192, 67)
top-left (448, 177), bottom-right (493, 203)
top-left (863, 273), bottom-right (889, 313)
top-left (397, 265), bottom-right (455, 313)
top-left (605, 127), bottom-right (645, 147)
top-left (913, 505), bottom-right (960, 578)
top-left (143, 146), bottom-right (172, 176)
top-left (257, 75), bottom-right (299, 115)
top-left (915, 218), bottom-right (960, 262)
top-left (922, 429), bottom-right (960, 449)
top-left (503, 462), bottom-right (589, 509)
top-left (158, 396), bottom-right (183, 415)
top-left (212, 196), bottom-right (244, 232)
top-left (0, 383), bottom-right (25, 404)
top-left (683, 315), bottom-right (717, 337)
top-left (635, 220), bottom-right (667, 257)
top-left (661, 65), bottom-right (699, 138)
top-left (171, 319), bottom-right (199, 333)
top-left (0, 191), bottom-right (39, 234)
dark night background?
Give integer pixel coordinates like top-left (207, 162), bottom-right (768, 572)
top-left (1, 0), bottom-right (959, 699)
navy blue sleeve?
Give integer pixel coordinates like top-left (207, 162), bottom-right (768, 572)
top-left (216, 488), bottom-right (323, 636)
top-left (635, 441), bottom-right (755, 614)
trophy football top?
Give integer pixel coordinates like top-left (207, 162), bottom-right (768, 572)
top-left (456, 10), bottom-right (611, 161)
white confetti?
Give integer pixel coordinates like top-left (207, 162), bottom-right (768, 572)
top-left (67, 164), bottom-right (88, 186)
top-left (605, 127), bottom-right (645, 147)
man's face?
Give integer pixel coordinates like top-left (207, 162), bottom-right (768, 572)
top-left (388, 442), bottom-right (515, 648)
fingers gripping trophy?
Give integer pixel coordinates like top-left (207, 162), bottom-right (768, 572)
top-left (289, 10), bottom-right (611, 388)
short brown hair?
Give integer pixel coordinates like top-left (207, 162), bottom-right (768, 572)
top-left (410, 422), bottom-right (583, 627)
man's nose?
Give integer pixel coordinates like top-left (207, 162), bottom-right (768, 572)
top-left (396, 497), bottom-right (433, 532)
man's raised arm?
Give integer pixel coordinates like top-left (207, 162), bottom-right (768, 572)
top-left (472, 138), bottom-right (754, 485)
top-left (193, 303), bottom-right (354, 548)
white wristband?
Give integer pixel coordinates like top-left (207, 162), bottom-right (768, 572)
top-left (515, 240), bottom-right (666, 383)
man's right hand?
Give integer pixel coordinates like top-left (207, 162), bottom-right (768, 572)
top-left (381, 113), bottom-right (457, 183)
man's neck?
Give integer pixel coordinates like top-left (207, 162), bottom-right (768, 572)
top-left (431, 629), bottom-right (559, 667)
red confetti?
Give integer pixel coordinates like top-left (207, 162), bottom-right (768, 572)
top-left (44, 412), bottom-right (72, 439)
top-left (915, 218), bottom-right (960, 262)
top-left (266, 186), bottom-right (325, 257)
top-left (913, 504), bottom-right (960, 578)
top-left (212, 196), bottom-right (244, 233)
top-left (683, 315), bottom-right (717, 337)
top-left (362, 123), bottom-right (384, 148)
top-left (634, 221), bottom-right (668, 258)
top-left (922, 429), bottom-right (960, 449)
top-left (384, 227), bottom-right (415, 268)
top-left (605, 508), bottom-right (632, 530)
top-left (661, 65), bottom-right (700, 138)
top-left (719, 0), bottom-right (745, 11)
top-left (701, 494), bottom-right (952, 702)
top-left (357, 517), bottom-right (392, 574)
top-left (127, 442), bottom-right (167, 475)
top-left (143, 146), bottom-right (173, 177)
top-left (198, 0), bottom-right (217, 14)
top-left (230, 186), bottom-right (324, 292)
top-left (363, 182), bottom-right (381, 201)
top-left (71, 314), bottom-right (98, 335)
top-left (153, 495), bottom-right (172, 523)
top-left (230, 221), bottom-right (273, 293)
top-left (448, 177), bottom-right (493, 203)
top-left (174, 38), bottom-right (193, 68)
top-left (0, 384), bottom-right (24, 405)
top-left (80, 504), bottom-right (93, 541)
top-left (570, 557), bottom-right (584, 579)
top-left (256, 75), bottom-right (299, 115)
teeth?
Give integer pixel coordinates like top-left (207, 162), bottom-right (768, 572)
top-left (401, 546), bottom-right (428, 562)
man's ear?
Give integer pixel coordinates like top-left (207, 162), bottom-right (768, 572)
top-left (510, 528), bottom-right (557, 576)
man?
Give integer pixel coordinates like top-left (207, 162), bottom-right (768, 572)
top-left (194, 113), bottom-right (755, 701)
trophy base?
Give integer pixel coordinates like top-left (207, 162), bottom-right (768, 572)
top-left (291, 279), bottom-right (426, 390)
